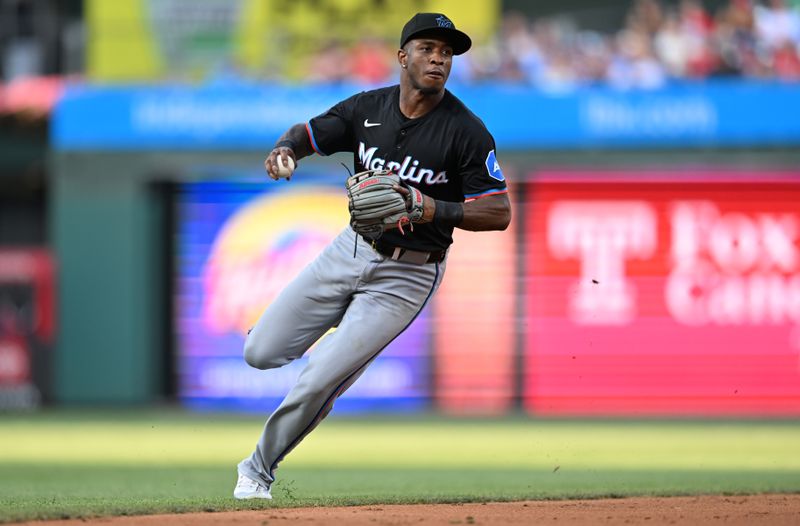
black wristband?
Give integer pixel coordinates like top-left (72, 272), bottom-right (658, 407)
top-left (274, 139), bottom-right (296, 151)
top-left (433, 200), bottom-right (464, 228)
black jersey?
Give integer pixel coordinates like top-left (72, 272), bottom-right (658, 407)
top-left (306, 85), bottom-right (508, 252)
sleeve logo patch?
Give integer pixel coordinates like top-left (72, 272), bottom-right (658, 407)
top-left (485, 150), bottom-right (505, 182)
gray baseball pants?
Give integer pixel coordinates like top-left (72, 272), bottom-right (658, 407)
top-left (237, 226), bottom-right (446, 487)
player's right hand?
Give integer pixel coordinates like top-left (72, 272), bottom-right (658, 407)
top-left (264, 147), bottom-right (296, 181)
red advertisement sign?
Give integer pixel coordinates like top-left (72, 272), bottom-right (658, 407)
top-left (524, 171), bottom-right (800, 416)
top-left (0, 249), bottom-right (55, 409)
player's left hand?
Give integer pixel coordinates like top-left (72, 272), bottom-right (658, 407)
top-left (392, 184), bottom-right (435, 224)
top-left (346, 170), bottom-right (427, 239)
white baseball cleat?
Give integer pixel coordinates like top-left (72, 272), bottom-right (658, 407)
top-left (233, 473), bottom-right (272, 500)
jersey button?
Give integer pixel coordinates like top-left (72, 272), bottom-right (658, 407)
top-left (400, 130), bottom-right (407, 135)
top-left (396, 145), bottom-right (401, 150)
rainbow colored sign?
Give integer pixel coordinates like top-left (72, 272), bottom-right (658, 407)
top-left (174, 176), bottom-right (432, 413)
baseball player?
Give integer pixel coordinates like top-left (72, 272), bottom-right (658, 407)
top-left (234, 12), bottom-right (511, 499)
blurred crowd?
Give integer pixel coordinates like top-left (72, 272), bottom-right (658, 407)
top-left (308, 0), bottom-right (800, 88)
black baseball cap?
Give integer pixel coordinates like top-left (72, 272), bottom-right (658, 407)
top-left (400, 13), bottom-right (472, 55)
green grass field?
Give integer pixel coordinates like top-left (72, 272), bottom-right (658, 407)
top-left (1, 410), bottom-right (799, 523)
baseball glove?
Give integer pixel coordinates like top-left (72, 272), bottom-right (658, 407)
top-left (346, 169), bottom-right (424, 239)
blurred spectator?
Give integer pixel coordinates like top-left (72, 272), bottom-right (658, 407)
top-left (713, 0), bottom-right (765, 77)
top-left (655, 9), bottom-right (693, 77)
top-left (350, 37), bottom-right (393, 86)
top-left (628, 0), bottom-right (666, 34)
top-left (573, 31), bottom-right (613, 86)
top-left (307, 40), bottom-right (352, 84)
top-left (678, 0), bottom-right (720, 77)
top-left (754, 0), bottom-right (800, 50)
top-left (680, 0), bottom-right (715, 37)
top-left (772, 39), bottom-right (800, 77)
top-left (608, 29), bottom-right (667, 88)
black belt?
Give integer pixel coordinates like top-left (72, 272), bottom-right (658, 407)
top-left (364, 236), bottom-right (447, 265)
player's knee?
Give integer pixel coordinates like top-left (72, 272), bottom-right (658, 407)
top-left (243, 339), bottom-right (281, 370)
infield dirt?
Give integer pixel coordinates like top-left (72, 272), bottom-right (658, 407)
top-left (16, 494), bottom-right (800, 525)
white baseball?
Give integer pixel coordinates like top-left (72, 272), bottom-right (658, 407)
top-left (275, 156), bottom-right (295, 178)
